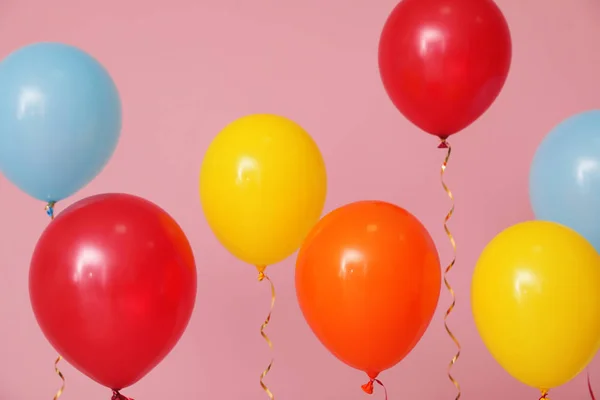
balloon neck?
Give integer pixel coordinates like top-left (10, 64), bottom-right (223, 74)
top-left (539, 389), bottom-right (550, 400)
top-left (438, 138), bottom-right (449, 149)
top-left (256, 265), bottom-right (267, 281)
top-left (45, 201), bottom-right (56, 219)
top-left (112, 390), bottom-right (134, 400)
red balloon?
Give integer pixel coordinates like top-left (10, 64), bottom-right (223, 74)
top-left (29, 193), bottom-right (197, 391)
top-left (378, 0), bottom-right (511, 138)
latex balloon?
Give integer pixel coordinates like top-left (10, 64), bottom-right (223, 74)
top-left (0, 42), bottom-right (121, 202)
top-left (29, 193), bottom-right (197, 391)
top-left (296, 201), bottom-right (441, 381)
top-left (530, 110), bottom-right (600, 253)
top-left (472, 221), bottom-right (600, 391)
top-left (200, 114), bottom-right (327, 267)
top-left (378, 0), bottom-right (511, 138)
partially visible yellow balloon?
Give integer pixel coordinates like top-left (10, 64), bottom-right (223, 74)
top-left (199, 114), bottom-right (327, 267)
top-left (471, 221), bottom-right (600, 391)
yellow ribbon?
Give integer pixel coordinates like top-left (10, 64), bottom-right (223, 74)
top-left (257, 265), bottom-right (275, 400)
top-left (439, 140), bottom-right (461, 400)
top-left (45, 202), bottom-right (65, 400)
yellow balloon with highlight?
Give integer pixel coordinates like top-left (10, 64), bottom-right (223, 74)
top-left (471, 221), bottom-right (600, 391)
top-left (199, 114), bottom-right (327, 267)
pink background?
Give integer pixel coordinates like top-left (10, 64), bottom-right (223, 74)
top-left (0, 0), bottom-right (599, 399)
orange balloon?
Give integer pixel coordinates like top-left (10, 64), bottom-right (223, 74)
top-left (295, 201), bottom-right (441, 379)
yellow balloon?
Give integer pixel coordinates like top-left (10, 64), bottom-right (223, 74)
top-left (471, 221), bottom-right (600, 391)
top-left (199, 114), bottom-right (327, 267)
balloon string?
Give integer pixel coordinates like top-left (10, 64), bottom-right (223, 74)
top-left (257, 266), bottom-right (275, 400)
top-left (52, 355), bottom-right (65, 400)
top-left (539, 389), bottom-right (549, 400)
top-left (112, 390), bottom-right (134, 400)
top-left (439, 139), bottom-right (461, 400)
top-left (361, 378), bottom-right (388, 400)
top-left (46, 202), bottom-right (66, 400)
top-left (589, 370), bottom-right (596, 400)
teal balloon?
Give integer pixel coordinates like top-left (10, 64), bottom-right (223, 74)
top-left (0, 42), bottom-right (122, 202)
top-left (530, 110), bottom-right (600, 253)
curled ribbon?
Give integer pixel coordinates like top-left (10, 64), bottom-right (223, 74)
top-left (439, 139), bottom-right (461, 400)
top-left (112, 390), bottom-right (134, 400)
top-left (52, 355), bottom-right (65, 400)
top-left (257, 265), bottom-right (275, 400)
top-left (46, 202), bottom-right (66, 400)
top-left (589, 370), bottom-right (596, 400)
top-left (361, 378), bottom-right (388, 400)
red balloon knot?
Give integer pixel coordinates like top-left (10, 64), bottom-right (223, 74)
top-left (438, 139), bottom-right (449, 149)
top-left (112, 390), bottom-right (134, 400)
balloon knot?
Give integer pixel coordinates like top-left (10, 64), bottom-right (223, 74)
top-left (256, 265), bottom-right (267, 281)
top-left (112, 390), bottom-right (134, 400)
top-left (438, 139), bottom-right (449, 149)
top-left (45, 201), bottom-right (56, 219)
top-left (539, 390), bottom-right (549, 400)
top-left (361, 380), bottom-right (375, 395)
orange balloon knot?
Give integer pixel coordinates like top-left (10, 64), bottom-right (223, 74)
top-left (538, 390), bottom-right (549, 400)
top-left (361, 380), bottom-right (375, 394)
top-left (438, 139), bottom-right (449, 149)
top-left (257, 265), bottom-right (267, 281)
top-left (361, 378), bottom-right (388, 399)
top-left (45, 201), bottom-right (56, 219)
top-left (111, 390), bottom-right (134, 400)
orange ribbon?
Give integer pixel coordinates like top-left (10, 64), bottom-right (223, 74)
top-left (439, 139), bottom-right (461, 400)
top-left (257, 265), bottom-right (275, 400)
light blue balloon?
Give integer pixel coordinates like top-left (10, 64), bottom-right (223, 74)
top-left (530, 110), bottom-right (600, 252)
top-left (0, 42), bottom-right (121, 203)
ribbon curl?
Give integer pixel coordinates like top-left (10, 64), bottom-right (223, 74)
top-left (257, 265), bottom-right (275, 400)
top-left (46, 202), bottom-right (66, 400)
top-left (439, 139), bottom-right (461, 400)
top-left (361, 378), bottom-right (388, 400)
top-left (52, 355), bottom-right (65, 400)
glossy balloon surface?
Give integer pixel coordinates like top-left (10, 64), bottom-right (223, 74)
top-left (379, 0), bottom-right (511, 137)
top-left (296, 201), bottom-right (441, 378)
top-left (472, 221), bottom-right (600, 390)
top-left (29, 193), bottom-right (197, 390)
top-left (0, 42), bottom-right (121, 202)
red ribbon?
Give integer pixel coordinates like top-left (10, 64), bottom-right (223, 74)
top-left (361, 378), bottom-right (388, 400)
top-left (112, 390), bottom-right (134, 400)
top-left (589, 370), bottom-right (596, 400)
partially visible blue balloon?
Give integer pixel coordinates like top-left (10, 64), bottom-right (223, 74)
top-left (0, 42), bottom-right (121, 203)
top-left (530, 110), bottom-right (600, 253)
